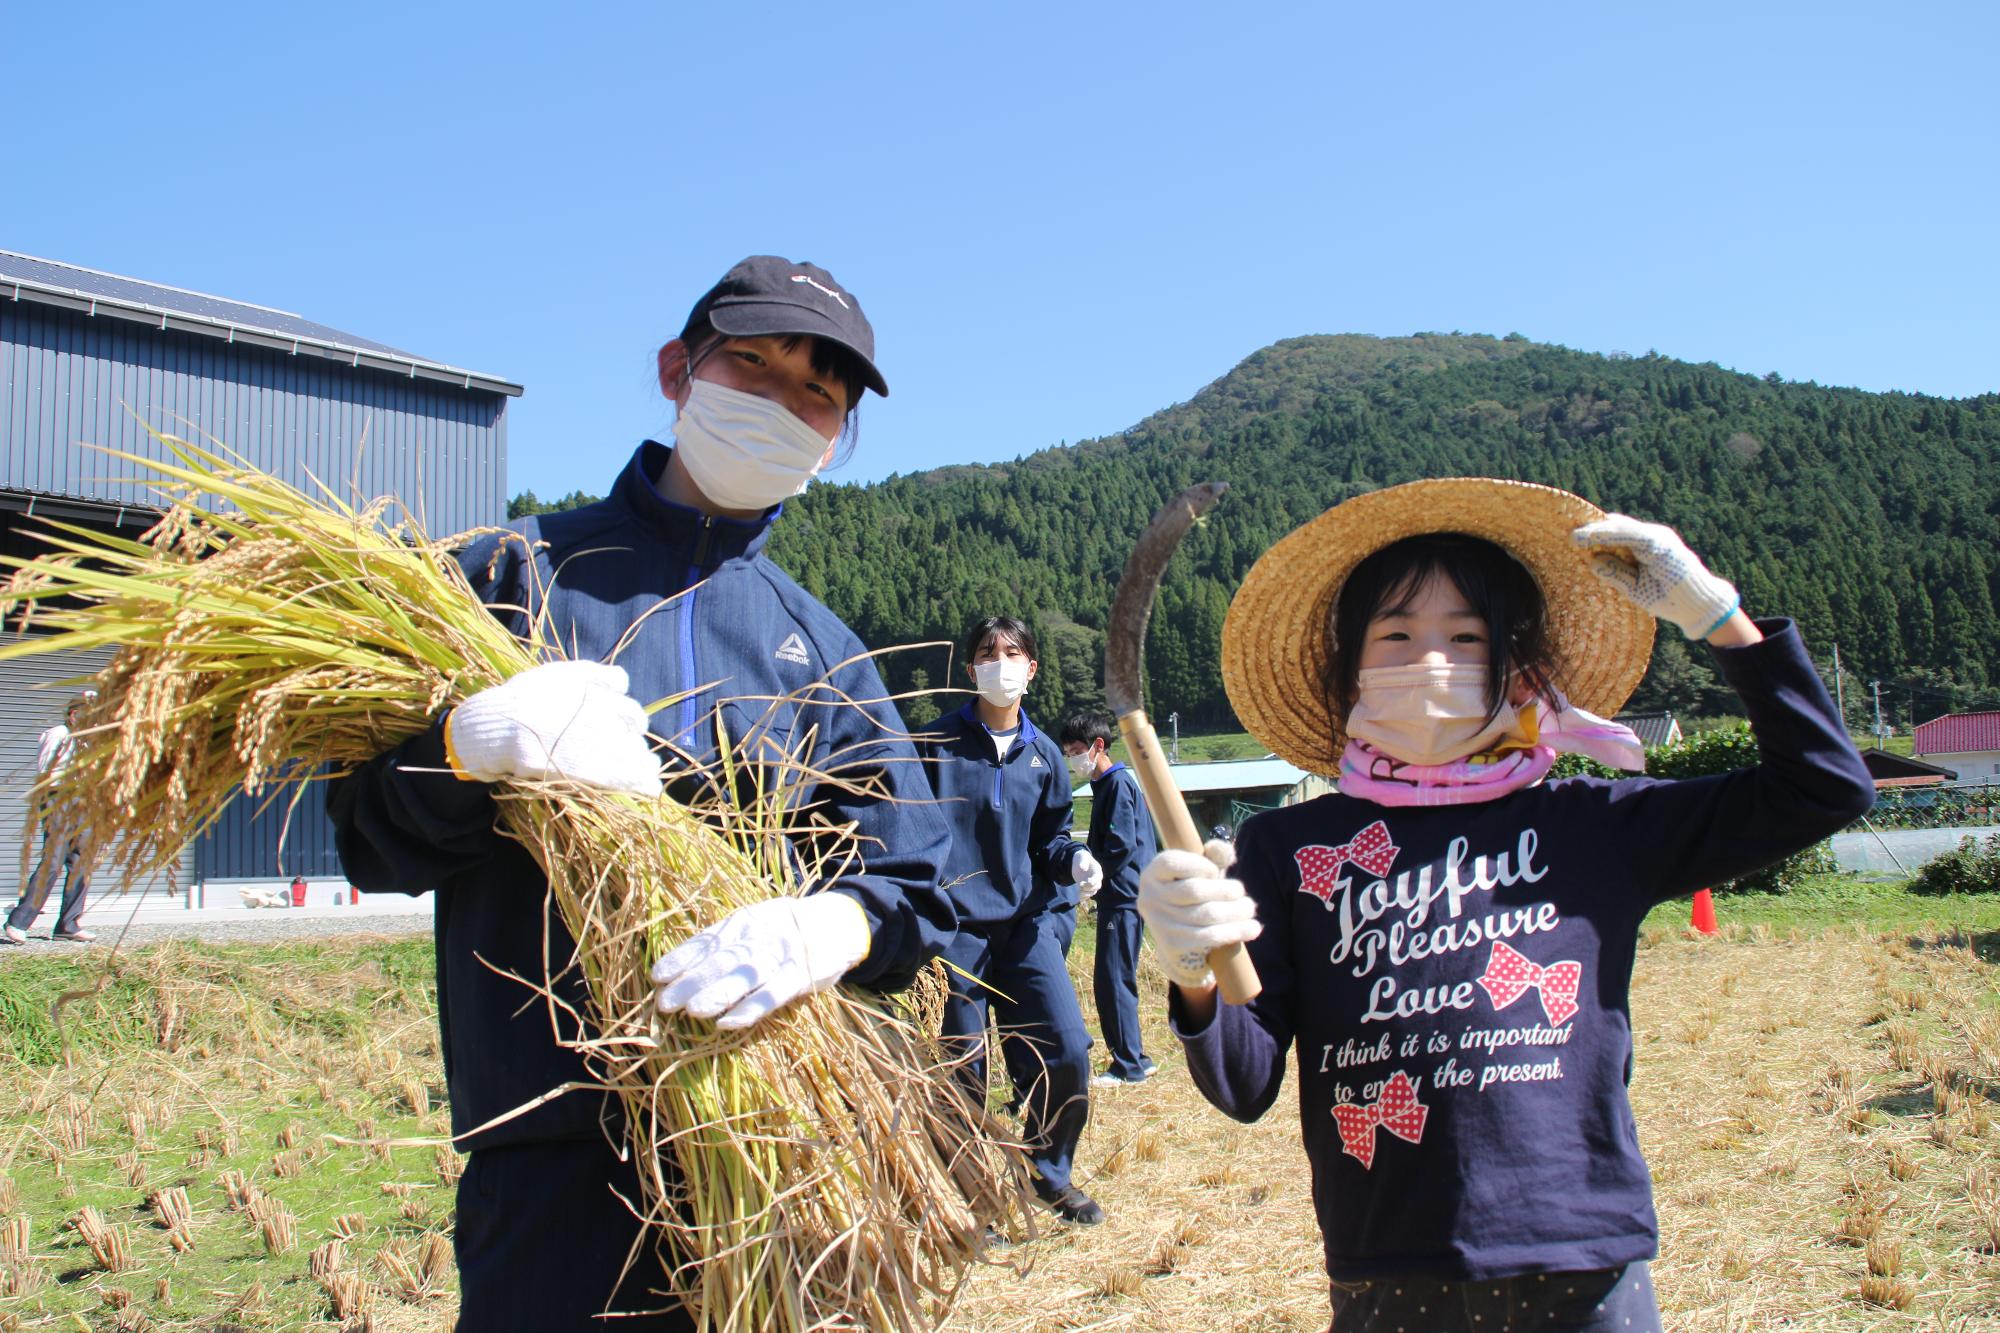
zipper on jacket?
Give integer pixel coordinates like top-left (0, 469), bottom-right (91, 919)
top-left (677, 516), bottom-right (717, 744)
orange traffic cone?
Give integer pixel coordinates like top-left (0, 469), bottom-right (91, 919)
top-left (1689, 888), bottom-right (1718, 936)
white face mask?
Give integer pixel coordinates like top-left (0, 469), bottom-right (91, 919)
top-left (1345, 663), bottom-right (1516, 767)
top-left (972, 659), bottom-right (1031, 709)
top-left (1065, 748), bottom-right (1094, 779)
top-left (673, 378), bottom-right (836, 512)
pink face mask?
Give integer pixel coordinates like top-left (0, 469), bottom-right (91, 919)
top-left (1344, 664), bottom-right (1515, 767)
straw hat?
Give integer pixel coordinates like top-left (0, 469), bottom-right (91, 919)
top-left (1221, 478), bottom-right (1655, 776)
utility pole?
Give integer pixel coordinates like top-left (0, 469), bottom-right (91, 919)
top-left (1168, 711), bottom-right (1181, 763)
top-left (1832, 643), bottom-right (1845, 730)
top-left (1870, 679), bottom-right (1885, 749)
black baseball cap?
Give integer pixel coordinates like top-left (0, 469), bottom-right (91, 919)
top-left (685, 256), bottom-right (888, 398)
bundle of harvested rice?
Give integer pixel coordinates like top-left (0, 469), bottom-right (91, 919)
top-left (0, 436), bottom-right (1028, 1331)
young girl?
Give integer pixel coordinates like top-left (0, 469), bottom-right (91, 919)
top-left (332, 256), bottom-right (956, 1329)
top-left (1137, 477), bottom-right (1873, 1331)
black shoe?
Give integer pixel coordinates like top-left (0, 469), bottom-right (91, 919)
top-left (1031, 1178), bottom-right (1105, 1226)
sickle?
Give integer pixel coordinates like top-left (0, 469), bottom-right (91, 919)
top-left (1104, 482), bottom-right (1261, 1003)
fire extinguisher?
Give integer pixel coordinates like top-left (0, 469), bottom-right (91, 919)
top-left (290, 875), bottom-right (307, 908)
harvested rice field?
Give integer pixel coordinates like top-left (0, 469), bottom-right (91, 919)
top-left (1, 889), bottom-right (1995, 1331)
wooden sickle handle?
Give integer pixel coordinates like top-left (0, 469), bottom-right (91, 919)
top-left (1117, 708), bottom-right (1262, 1004)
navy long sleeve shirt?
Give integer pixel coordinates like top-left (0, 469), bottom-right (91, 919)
top-left (1086, 763), bottom-right (1157, 905)
top-left (918, 705), bottom-right (1087, 930)
top-left (329, 441), bottom-right (956, 1151)
top-left (1172, 621), bottom-right (1872, 1281)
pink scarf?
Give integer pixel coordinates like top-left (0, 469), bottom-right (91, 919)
top-left (1338, 696), bottom-right (1645, 808)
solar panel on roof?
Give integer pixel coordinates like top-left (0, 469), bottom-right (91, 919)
top-left (0, 250), bottom-right (422, 360)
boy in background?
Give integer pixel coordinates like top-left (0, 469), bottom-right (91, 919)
top-left (1059, 711), bottom-right (1158, 1087)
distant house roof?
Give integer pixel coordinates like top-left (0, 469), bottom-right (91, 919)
top-left (1912, 710), bottom-right (2000, 756)
top-left (1859, 749), bottom-right (1957, 787)
top-left (1613, 711), bottom-right (1682, 748)
top-left (0, 250), bottom-right (522, 397)
top-left (1074, 755), bottom-right (1310, 800)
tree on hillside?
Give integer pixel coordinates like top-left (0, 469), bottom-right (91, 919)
top-left (739, 335), bottom-right (1996, 729)
top-left (508, 490), bottom-right (601, 520)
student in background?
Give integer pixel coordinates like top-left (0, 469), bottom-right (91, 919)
top-left (920, 616), bottom-right (1106, 1224)
top-left (5, 690), bottom-right (100, 944)
top-left (1059, 710), bottom-right (1158, 1087)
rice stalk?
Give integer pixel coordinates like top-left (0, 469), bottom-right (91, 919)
top-left (309, 1238), bottom-right (345, 1280)
top-left (0, 1256), bottom-right (45, 1298)
top-left (148, 1185), bottom-right (193, 1251)
top-left (257, 1203), bottom-right (297, 1256)
top-left (0, 1217), bottom-right (27, 1262)
top-left (1858, 1274), bottom-right (1914, 1309)
top-left (71, 1206), bottom-right (134, 1272)
top-left (229, 1281), bottom-right (268, 1320)
top-left (417, 1230), bottom-right (451, 1289)
top-left (218, 1169), bottom-right (258, 1211)
top-left (323, 1270), bottom-right (375, 1319)
top-left (0, 432), bottom-right (1028, 1330)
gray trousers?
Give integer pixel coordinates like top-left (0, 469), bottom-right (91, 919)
top-left (9, 825), bottom-right (91, 936)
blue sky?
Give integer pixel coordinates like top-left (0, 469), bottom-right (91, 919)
top-left (5, 2), bottom-right (1995, 501)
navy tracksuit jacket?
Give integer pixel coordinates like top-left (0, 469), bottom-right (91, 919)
top-left (1085, 762), bottom-right (1158, 1080)
top-left (329, 442), bottom-right (955, 1328)
top-left (918, 705), bottom-right (1092, 1189)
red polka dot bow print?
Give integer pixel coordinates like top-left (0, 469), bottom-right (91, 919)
top-left (1296, 820), bottom-right (1400, 906)
top-left (1476, 939), bottom-right (1582, 1026)
top-left (1330, 1069), bottom-right (1430, 1169)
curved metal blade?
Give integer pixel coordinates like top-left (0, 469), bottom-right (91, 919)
top-left (1104, 481), bottom-right (1228, 718)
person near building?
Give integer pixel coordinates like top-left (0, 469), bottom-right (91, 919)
top-left (919, 615), bottom-right (1106, 1224)
top-left (330, 256), bottom-right (956, 1330)
top-left (5, 690), bottom-right (100, 944)
top-left (1058, 710), bottom-right (1158, 1087)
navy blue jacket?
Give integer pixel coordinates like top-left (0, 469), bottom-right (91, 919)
top-left (1171, 622), bottom-right (1873, 1281)
top-left (329, 442), bottom-right (956, 1151)
top-left (1085, 763), bottom-right (1158, 905)
top-left (917, 705), bottom-right (1087, 930)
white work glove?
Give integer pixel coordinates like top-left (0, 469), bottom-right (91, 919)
top-left (445, 661), bottom-right (663, 798)
top-left (1572, 514), bottom-right (1741, 641)
top-left (1136, 840), bottom-right (1262, 990)
top-left (1072, 849), bottom-right (1104, 898)
top-left (650, 893), bottom-right (872, 1030)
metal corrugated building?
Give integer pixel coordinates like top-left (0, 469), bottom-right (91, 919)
top-left (0, 250), bottom-right (521, 905)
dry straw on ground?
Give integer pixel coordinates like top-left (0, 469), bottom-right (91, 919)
top-left (0, 435), bottom-right (1026, 1331)
top-left (941, 927), bottom-right (2000, 1332)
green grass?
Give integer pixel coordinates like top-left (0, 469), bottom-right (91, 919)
top-left (3, 880), bottom-right (1992, 1327)
top-left (0, 937), bottom-right (454, 1328)
top-left (1639, 872), bottom-right (2000, 936)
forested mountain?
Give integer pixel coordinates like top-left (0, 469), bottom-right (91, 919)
top-left (519, 335), bottom-right (2000, 733)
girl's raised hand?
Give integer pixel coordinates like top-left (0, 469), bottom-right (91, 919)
top-left (1573, 515), bottom-right (1741, 641)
